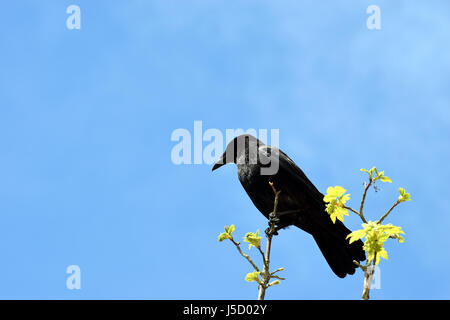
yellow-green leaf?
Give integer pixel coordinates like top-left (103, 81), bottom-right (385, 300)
top-left (324, 186), bottom-right (350, 224)
top-left (323, 186), bottom-right (347, 203)
top-left (244, 230), bottom-right (261, 249)
top-left (361, 166), bottom-right (377, 179)
top-left (379, 248), bottom-right (388, 261)
top-left (340, 193), bottom-right (350, 204)
top-left (218, 224), bottom-right (236, 242)
top-left (346, 229), bottom-right (367, 244)
top-left (224, 225), bottom-right (235, 234)
top-left (218, 232), bottom-right (232, 242)
top-left (325, 201), bottom-right (349, 224)
top-left (245, 271), bottom-right (261, 282)
top-left (359, 221), bottom-right (405, 265)
top-left (268, 280), bottom-right (280, 286)
top-left (398, 188), bottom-right (411, 202)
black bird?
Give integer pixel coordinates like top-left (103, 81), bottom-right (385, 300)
top-left (212, 134), bottom-right (365, 278)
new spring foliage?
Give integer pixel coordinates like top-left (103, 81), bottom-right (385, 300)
top-left (323, 167), bottom-right (410, 265)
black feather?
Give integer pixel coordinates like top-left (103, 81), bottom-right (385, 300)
top-left (212, 134), bottom-right (366, 278)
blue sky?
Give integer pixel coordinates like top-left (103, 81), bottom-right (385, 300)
top-left (0, 1), bottom-right (449, 299)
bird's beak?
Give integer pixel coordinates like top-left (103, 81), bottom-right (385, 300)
top-left (212, 152), bottom-right (226, 171)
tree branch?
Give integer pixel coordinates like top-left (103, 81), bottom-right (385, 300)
top-left (361, 255), bottom-right (376, 300)
top-left (359, 180), bottom-right (372, 219)
top-left (344, 206), bottom-right (367, 224)
top-left (230, 238), bottom-right (260, 273)
top-left (258, 182), bottom-right (281, 300)
top-left (377, 200), bottom-right (400, 224)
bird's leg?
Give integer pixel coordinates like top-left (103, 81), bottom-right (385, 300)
top-left (267, 209), bottom-right (301, 225)
top-left (265, 211), bottom-right (279, 237)
top-left (265, 226), bottom-right (277, 237)
top-left (268, 211), bottom-right (280, 224)
top-left (266, 209), bottom-right (301, 237)
top-left (265, 225), bottom-right (284, 237)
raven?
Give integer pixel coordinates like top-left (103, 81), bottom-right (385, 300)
top-left (212, 134), bottom-right (365, 278)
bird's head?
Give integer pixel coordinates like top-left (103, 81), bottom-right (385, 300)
top-left (212, 134), bottom-right (261, 171)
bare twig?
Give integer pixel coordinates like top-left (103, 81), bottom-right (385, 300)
top-left (270, 274), bottom-right (286, 281)
top-left (222, 182), bottom-right (285, 300)
top-left (358, 187), bottom-right (401, 299)
top-left (270, 268), bottom-right (284, 275)
top-left (345, 170), bottom-right (408, 300)
top-left (357, 178), bottom-right (375, 300)
top-left (256, 246), bottom-right (267, 270)
top-left (359, 180), bottom-right (372, 222)
top-left (353, 260), bottom-right (367, 272)
top-left (230, 239), bottom-right (260, 273)
top-left (378, 200), bottom-right (400, 224)
top-left (258, 182), bottom-right (281, 300)
top-left (344, 206), bottom-right (368, 224)
top-left (361, 255), bottom-right (376, 300)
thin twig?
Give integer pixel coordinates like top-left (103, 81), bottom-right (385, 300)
top-left (257, 246), bottom-right (268, 271)
top-left (258, 182), bottom-right (281, 300)
top-left (359, 180), bottom-right (372, 222)
top-left (230, 239), bottom-right (260, 272)
top-left (358, 178), bottom-right (374, 300)
top-left (258, 238), bottom-right (272, 300)
top-left (270, 274), bottom-right (286, 281)
top-left (378, 200), bottom-right (400, 224)
top-left (353, 260), bottom-right (367, 272)
top-left (270, 268), bottom-right (284, 275)
top-left (344, 206), bottom-right (368, 224)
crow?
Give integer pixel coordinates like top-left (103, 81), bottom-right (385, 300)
top-left (212, 134), bottom-right (365, 278)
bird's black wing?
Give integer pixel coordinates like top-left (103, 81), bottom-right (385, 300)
top-left (259, 145), bottom-right (366, 277)
top-left (259, 145), bottom-right (325, 208)
top-left (259, 145), bottom-right (348, 232)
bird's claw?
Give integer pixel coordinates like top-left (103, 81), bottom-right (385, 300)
top-left (268, 212), bottom-right (280, 225)
top-left (265, 227), bottom-right (278, 237)
top-left (265, 212), bottom-right (280, 236)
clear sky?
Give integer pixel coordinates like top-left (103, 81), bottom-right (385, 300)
top-left (0, 1), bottom-right (449, 299)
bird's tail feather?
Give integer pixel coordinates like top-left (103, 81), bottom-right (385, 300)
top-left (308, 222), bottom-right (366, 278)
